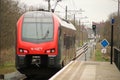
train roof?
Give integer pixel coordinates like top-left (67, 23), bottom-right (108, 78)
top-left (23, 11), bottom-right (53, 23)
top-left (23, 11), bottom-right (76, 30)
top-left (24, 11), bottom-right (52, 18)
top-left (57, 17), bottom-right (76, 30)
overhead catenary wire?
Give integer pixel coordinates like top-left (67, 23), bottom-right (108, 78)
top-left (55, 4), bottom-right (75, 15)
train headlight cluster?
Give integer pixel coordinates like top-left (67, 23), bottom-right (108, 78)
top-left (19, 48), bottom-right (29, 53)
top-left (45, 48), bottom-right (55, 53)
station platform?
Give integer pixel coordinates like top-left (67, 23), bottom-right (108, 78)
top-left (49, 61), bottom-right (120, 80)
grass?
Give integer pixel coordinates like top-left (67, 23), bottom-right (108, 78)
top-left (95, 43), bottom-right (110, 62)
top-left (0, 47), bottom-right (16, 74)
top-left (95, 49), bottom-right (106, 61)
top-left (0, 61), bottom-right (16, 74)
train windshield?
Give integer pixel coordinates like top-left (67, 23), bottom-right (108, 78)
top-left (22, 17), bottom-right (54, 43)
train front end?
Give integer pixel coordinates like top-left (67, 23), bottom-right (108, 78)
top-left (16, 11), bottom-right (60, 73)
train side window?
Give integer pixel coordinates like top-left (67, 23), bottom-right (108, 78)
top-left (64, 34), bottom-right (70, 49)
top-left (64, 34), bottom-right (66, 47)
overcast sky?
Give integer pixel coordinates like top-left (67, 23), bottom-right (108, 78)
top-left (19, 0), bottom-right (118, 27)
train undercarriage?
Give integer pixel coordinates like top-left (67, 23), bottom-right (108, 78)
top-left (16, 54), bottom-right (62, 76)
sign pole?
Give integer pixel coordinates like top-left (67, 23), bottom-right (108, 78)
top-left (110, 19), bottom-right (114, 64)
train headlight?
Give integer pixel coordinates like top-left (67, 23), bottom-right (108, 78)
top-left (45, 48), bottom-right (55, 53)
top-left (19, 48), bottom-right (29, 53)
top-left (46, 50), bottom-right (51, 53)
top-left (51, 49), bottom-right (55, 53)
top-left (23, 50), bottom-right (28, 53)
top-left (19, 49), bottom-right (23, 53)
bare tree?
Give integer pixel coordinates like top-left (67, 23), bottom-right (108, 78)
top-left (0, 0), bottom-right (23, 65)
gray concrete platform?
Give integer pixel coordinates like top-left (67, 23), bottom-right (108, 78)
top-left (49, 61), bottom-right (120, 80)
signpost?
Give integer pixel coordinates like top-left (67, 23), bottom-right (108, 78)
top-left (101, 48), bottom-right (107, 54)
top-left (100, 39), bottom-right (109, 54)
top-left (110, 18), bottom-right (114, 64)
top-left (100, 39), bottom-right (109, 48)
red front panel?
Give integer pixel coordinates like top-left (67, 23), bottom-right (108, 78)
top-left (16, 13), bottom-right (60, 56)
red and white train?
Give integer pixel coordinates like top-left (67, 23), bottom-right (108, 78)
top-left (16, 11), bottom-right (76, 76)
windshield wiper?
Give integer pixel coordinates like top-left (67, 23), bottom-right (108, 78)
top-left (42, 30), bottom-right (49, 39)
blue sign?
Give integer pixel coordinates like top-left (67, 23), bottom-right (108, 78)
top-left (101, 39), bottom-right (109, 48)
top-left (111, 18), bottom-right (115, 24)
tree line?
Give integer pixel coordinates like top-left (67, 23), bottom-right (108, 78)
top-left (100, 13), bottom-right (120, 49)
top-left (0, 0), bottom-right (22, 50)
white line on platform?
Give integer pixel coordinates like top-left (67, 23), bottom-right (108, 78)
top-left (49, 61), bottom-right (74, 80)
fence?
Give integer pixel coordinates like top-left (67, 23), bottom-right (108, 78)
top-left (114, 47), bottom-right (120, 71)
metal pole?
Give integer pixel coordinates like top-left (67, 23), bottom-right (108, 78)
top-left (111, 24), bottom-right (114, 64)
top-left (0, 18), bottom-right (1, 65)
top-left (65, 6), bottom-right (67, 20)
top-left (118, 0), bottom-right (120, 48)
top-left (82, 25), bottom-right (83, 45)
top-left (48, 0), bottom-right (50, 12)
top-left (0, 49), bottom-right (1, 66)
top-left (85, 53), bottom-right (87, 61)
top-left (118, 0), bottom-right (120, 16)
top-left (74, 14), bottom-right (75, 25)
top-left (79, 19), bottom-right (80, 46)
top-left (52, 0), bottom-right (61, 12)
